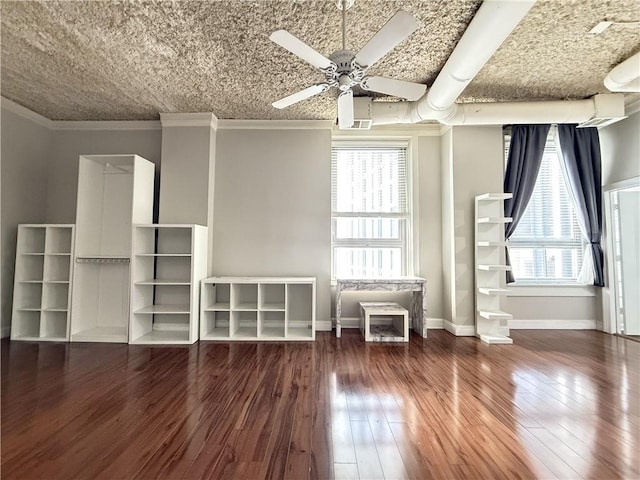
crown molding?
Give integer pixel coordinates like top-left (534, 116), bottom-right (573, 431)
top-left (332, 122), bottom-right (443, 137)
top-left (218, 119), bottom-right (333, 130)
top-left (1, 97), bottom-right (54, 129)
top-left (160, 112), bottom-right (218, 130)
top-left (52, 120), bottom-right (161, 131)
top-left (625, 97), bottom-right (640, 116)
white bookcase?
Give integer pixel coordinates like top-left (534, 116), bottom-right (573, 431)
top-left (11, 225), bottom-right (75, 341)
top-left (200, 277), bottom-right (316, 341)
top-left (129, 224), bottom-right (207, 344)
top-left (70, 154), bottom-right (155, 343)
top-left (474, 193), bottom-right (513, 345)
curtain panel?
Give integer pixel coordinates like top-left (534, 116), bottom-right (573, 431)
top-left (503, 124), bottom-right (551, 283)
top-left (557, 124), bottom-right (604, 286)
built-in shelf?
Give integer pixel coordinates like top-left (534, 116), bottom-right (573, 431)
top-left (11, 224), bottom-right (75, 342)
top-left (135, 304), bottom-right (191, 314)
top-left (478, 264), bottom-right (512, 271)
top-left (477, 217), bottom-right (513, 224)
top-left (475, 193), bottom-right (514, 346)
top-left (478, 287), bottom-right (510, 295)
top-left (135, 279), bottom-right (191, 285)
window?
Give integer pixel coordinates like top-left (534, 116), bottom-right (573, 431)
top-left (506, 129), bottom-right (584, 283)
top-left (331, 144), bottom-right (410, 278)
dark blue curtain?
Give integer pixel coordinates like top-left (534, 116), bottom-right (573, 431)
top-left (503, 125), bottom-right (551, 283)
top-left (557, 125), bottom-right (604, 286)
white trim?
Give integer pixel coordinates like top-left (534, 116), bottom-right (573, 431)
top-left (507, 285), bottom-right (596, 297)
top-left (426, 318), bottom-right (444, 329)
top-left (1, 97), bottom-right (53, 129)
top-left (625, 98), bottom-right (640, 116)
top-left (1, 326), bottom-right (11, 338)
top-left (603, 176), bottom-right (640, 192)
top-left (160, 112), bottom-right (218, 130)
top-left (316, 320), bottom-right (333, 332)
top-left (333, 124), bottom-right (441, 137)
top-left (52, 120), bottom-right (161, 131)
top-left (602, 176), bottom-right (640, 334)
top-left (218, 119), bottom-right (332, 130)
top-left (509, 319), bottom-right (597, 329)
top-left (339, 317), bottom-right (361, 329)
top-left (443, 320), bottom-right (476, 336)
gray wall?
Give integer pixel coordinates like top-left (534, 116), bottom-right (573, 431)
top-left (1, 106), bottom-right (53, 334)
top-left (212, 128), bottom-right (332, 323)
top-left (46, 128), bottom-right (162, 223)
top-left (600, 111), bottom-right (640, 186)
top-left (449, 126), bottom-right (505, 329)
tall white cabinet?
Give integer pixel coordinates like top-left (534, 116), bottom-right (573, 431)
top-left (474, 193), bottom-right (513, 345)
top-left (130, 224), bottom-right (207, 344)
top-left (11, 225), bottom-right (75, 341)
top-left (70, 154), bottom-right (155, 343)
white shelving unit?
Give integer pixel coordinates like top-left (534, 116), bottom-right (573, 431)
top-left (129, 224), bottom-right (207, 344)
top-left (70, 154), bottom-right (155, 343)
top-left (11, 225), bottom-right (75, 341)
top-left (200, 277), bottom-right (316, 341)
top-left (474, 193), bottom-right (513, 345)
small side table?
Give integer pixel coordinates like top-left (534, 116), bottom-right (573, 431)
top-left (359, 302), bottom-right (409, 342)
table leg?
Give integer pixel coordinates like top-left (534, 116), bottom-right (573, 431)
top-left (335, 284), bottom-right (342, 338)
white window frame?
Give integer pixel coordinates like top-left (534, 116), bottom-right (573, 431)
top-left (505, 127), bottom-right (586, 286)
top-left (331, 140), bottom-right (413, 279)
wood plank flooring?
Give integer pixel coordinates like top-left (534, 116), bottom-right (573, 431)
top-left (1, 330), bottom-right (638, 479)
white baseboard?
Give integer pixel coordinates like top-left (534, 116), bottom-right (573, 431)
top-left (443, 320), bottom-right (475, 336)
top-left (426, 318), bottom-right (444, 329)
top-left (1, 326), bottom-right (11, 338)
top-left (509, 319), bottom-right (597, 330)
top-left (316, 320), bottom-right (332, 332)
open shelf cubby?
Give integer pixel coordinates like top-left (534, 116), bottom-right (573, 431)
top-left (200, 277), bottom-right (316, 341)
top-left (129, 224), bottom-right (207, 345)
top-left (11, 224), bottom-right (75, 342)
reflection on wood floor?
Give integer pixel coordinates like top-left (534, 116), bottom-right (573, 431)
top-left (1, 330), bottom-right (638, 479)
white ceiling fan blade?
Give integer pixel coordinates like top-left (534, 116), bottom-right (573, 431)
top-left (362, 76), bottom-right (426, 100)
top-left (354, 11), bottom-right (419, 69)
top-left (338, 90), bottom-right (354, 129)
top-left (270, 30), bottom-right (333, 70)
top-left (272, 84), bottom-right (328, 109)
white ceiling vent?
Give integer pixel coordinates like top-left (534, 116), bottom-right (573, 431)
top-left (577, 93), bottom-right (626, 128)
top-left (340, 97), bottom-right (373, 129)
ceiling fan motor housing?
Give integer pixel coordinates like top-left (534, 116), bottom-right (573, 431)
top-left (328, 50), bottom-right (365, 90)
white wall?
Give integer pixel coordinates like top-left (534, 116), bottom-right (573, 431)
top-left (600, 111), bottom-right (640, 186)
top-left (212, 128), bottom-right (332, 324)
top-left (45, 128), bottom-right (162, 223)
top-left (1, 104), bottom-right (53, 336)
top-left (442, 126), bottom-right (504, 331)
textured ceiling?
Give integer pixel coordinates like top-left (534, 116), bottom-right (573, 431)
top-left (1, 0), bottom-right (639, 121)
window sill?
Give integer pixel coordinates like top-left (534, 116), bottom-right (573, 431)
top-left (507, 284), bottom-right (596, 297)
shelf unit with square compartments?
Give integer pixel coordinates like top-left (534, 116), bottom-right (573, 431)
top-left (200, 277), bottom-right (316, 341)
top-left (129, 224), bottom-right (207, 344)
top-left (474, 193), bottom-right (513, 345)
top-left (11, 224), bottom-right (75, 341)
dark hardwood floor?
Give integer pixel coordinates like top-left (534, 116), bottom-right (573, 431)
top-left (1, 330), bottom-right (638, 479)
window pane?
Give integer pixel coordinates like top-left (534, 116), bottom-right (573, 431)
top-left (506, 130), bottom-right (584, 282)
top-left (335, 218), bottom-right (400, 240)
top-left (334, 247), bottom-right (402, 278)
top-left (332, 148), bottom-right (407, 214)
top-left (509, 246), bottom-right (583, 281)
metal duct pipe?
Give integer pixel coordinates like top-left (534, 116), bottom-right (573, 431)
top-left (604, 51), bottom-right (640, 92)
top-left (411, 0), bottom-right (536, 121)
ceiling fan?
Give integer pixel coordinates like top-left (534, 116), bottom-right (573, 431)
top-left (269, 0), bottom-right (426, 129)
